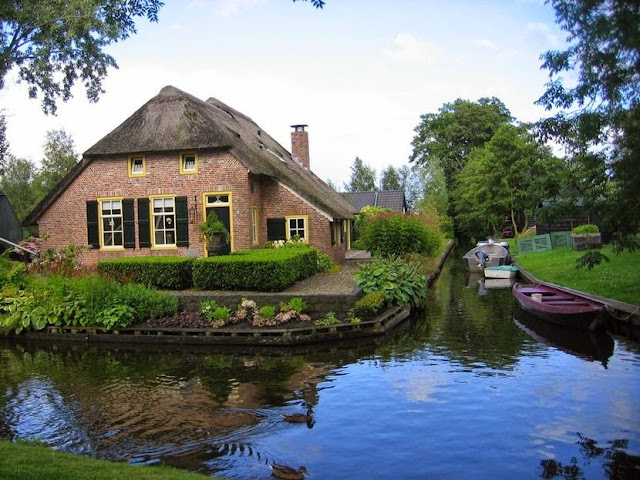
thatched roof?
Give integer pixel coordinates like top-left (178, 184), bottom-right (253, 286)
top-left (24, 86), bottom-right (356, 225)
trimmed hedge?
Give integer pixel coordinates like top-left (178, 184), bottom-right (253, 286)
top-left (98, 256), bottom-right (195, 289)
top-left (192, 248), bottom-right (318, 291)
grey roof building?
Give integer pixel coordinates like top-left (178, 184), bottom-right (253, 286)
top-left (343, 190), bottom-right (407, 213)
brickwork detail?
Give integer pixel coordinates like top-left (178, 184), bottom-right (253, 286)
top-left (38, 150), bottom-right (346, 265)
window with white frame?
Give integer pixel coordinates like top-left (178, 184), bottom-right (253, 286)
top-left (286, 216), bottom-right (307, 241)
top-left (180, 153), bottom-right (197, 174)
top-left (100, 199), bottom-right (123, 247)
top-left (152, 197), bottom-right (176, 245)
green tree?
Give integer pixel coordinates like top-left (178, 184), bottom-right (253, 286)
top-left (0, 156), bottom-right (37, 221)
top-left (410, 97), bottom-right (512, 191)
top-left (0, 112), bottom-right (7, 175)
top-left (380, 165), bottom-right (401, 191)
top-left (453, 124), bottom-right (564, 239)
top-left (537, 0), bottom-right (640, 256)
top-left (0, 0), bottom-right (164, 114)
top-left (345, 157), bottom-right (377, 192)
top-left (33, 129), bottom-right (78, 200)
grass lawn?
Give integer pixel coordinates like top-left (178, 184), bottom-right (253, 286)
top-left (515, 245), bottom-right (640, 305)
top-left (0, 440), bottom-right (212, 480)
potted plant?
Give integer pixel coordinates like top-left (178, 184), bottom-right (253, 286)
top-left (199, 211), bottom-right (229, 255)
top-left (571, 223), bottom-right (601, 251)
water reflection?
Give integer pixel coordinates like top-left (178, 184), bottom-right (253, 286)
top-left (0, 250), bottom-right (639, 479)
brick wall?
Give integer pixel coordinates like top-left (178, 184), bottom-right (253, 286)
top-left (37, 150), bottom-right (345, 265)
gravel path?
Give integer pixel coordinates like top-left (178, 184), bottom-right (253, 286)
top-left (283, 262), bottom-right (360, 294)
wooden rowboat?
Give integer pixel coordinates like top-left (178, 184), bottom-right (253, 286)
top-left (512, 283), bottom-right (607, 331)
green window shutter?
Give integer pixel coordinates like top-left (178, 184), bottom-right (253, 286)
top-left (123, 198), bottom-right (135, 249)
top-left (175, 196), bottom-right (189, 247)
top-left (267, 218), bottom-right (286, 241)
top-left (86, 200), bottom-right (100, 248)
top-left (138, 198), bottom-right (151, 248)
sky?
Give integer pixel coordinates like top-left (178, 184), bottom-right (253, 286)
top-left (0, 0), bottom-right (565, 188)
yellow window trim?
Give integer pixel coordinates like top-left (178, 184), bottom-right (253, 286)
top-left (148, 194), bottom-right (178, 248)
top-left (127, 155), bottom-right (146, 177)
top-left (202, 191), bottom-right (234, 255)
top-left (251, 206), bottom-right (259, 246)
top-left (97, 197), bottom-right (125, 251)
top-left (179, 152), bottom-right (198, 175)
top-left (285, 214), bottom-right (309, 243)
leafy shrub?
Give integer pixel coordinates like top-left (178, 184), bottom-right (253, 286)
top-left (98, 256), bottom-right (194, 289)
top-left (0, 259), bottom-right (28, 289)
top-left (573, 224), bottom-right (600, 234)
top-left (354, 257), bottom-right (428, 308)
top-left (353, 291), bottom-right (386, 319)
top-left (115, 283), bottom-right (179, 322)
top-left (317, 252), bottom-right (333, 272)
top-left (280, 297), bottom-right (307, 314)
top-left (354, 206), bottom-right (392, 235)
top-left (359, 212), bottom-right (443, 258)
top-left (201, 299), bottom-right (219, 322)
top-left (193, 248), bottom-right (318, 291)
top-left (314, 311), bottom-right (340, 326)
top-left (259, 305), bottom-right (276, 320)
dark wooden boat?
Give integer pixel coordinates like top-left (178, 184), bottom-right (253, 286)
top-left (512, 283), bottom-right (607, 331)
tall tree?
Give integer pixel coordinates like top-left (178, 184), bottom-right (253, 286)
top-left (454, 124), bottom-right (565, 239)
top-left (410, 97), bottom-right (512, 189)
top-left (0, 111), bottom-right (8, 175)
top-left (380, 165), bottom-right (402, 191)
top-left (345, 157), bottom-right (377, 192)
top-left (0, 156), bottom-right (37, 221)
top-left (33, 129), bottom-right (78, 200)
top-left (537, 0), bottom-right (640, 253)
top-left (0, 0), bottom-right (164, 114)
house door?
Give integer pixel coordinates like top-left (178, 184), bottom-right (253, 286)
top-left (204, 193), bottom-right (232, 256)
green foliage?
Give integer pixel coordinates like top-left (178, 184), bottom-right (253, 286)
top-left (314, 311), bottom-right (339, 326)
top-left (114, 282), bottom-right (179, 322)
top-left (280, 297), bottom-right (307, 314)
top-left (198, 211), bottom-right (230, 242)
top-left (93, 305), bottom-right (136, 330)
top-left (353, 291), bottom-right (386, 319)
top-left (200, 299), bottom-right (219, 322)
top-left (572, 224), bottom-right (600, 234)
top-left (192, 248), bottom-right (318, 291)
top-left (355, 257), bottom-right (428, 308)
top-left (98, 256), bottom-right (194, 289)
top-left (0, 156), bottom-right (38, 221)
top-left (354, 205), bottom-right (391, 234)
top-left (359, 212), bottom-right (442, 258)
top-left (380, 165), bottom-right (402, 191)
top-left (345, 156), bottom-right (377, 192)
top-left (211, 306), bottom-right (231, 321)
top-left (0, 0), bottom-right (164, 114)
top-left (32, 129), bottom-right (78, 200)
top-left (259, 305), bottom-right (276, 320)
top-left (316, 252), bottom-right (333, 272)
top-left (575, 250), bottom-right (610, 271)
top-left (0, 259), bottom-right (28, 289)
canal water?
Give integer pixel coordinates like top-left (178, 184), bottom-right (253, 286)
top-left (1, 254), bottom-right (639, 479)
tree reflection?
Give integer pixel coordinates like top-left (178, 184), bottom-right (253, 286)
top-left (539, 434), bottom-right (640, 479)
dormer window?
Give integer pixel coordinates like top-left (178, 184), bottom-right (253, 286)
top-left (128, 155), bottom-right (145, 177)
top-left (180, 153), bottom-right (197, 174)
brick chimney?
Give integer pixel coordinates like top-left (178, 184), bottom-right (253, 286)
top-left (291, 124), bottom-right (310, 169)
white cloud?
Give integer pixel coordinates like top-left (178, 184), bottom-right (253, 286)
top-left (383, 33), bottom-right (441, 64)
top-left (475, 39), bottom-right (497, 50)
top-left (216, 0), bottom-right (266, 17)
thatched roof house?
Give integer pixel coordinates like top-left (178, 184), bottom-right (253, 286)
top-left (24, 86), bottom-right (357, 264)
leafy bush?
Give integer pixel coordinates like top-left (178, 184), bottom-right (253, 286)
top-left (280, 297), bottom-right (307, 314)
top-left (98, 256), bottom-right (194, 289)
top-left (573, 224), bottom-right (600, 234)
top-left (317, 252), bottom-right (333, 272)
top-left (354, 206), bottom-right (392, 235)
top-left (353, 291), bottom-right (386, 319)
top-left (359, 212), bottom-right (443, 257)
top-left (354, 257), bottom-right (428, 308)
top-left (314, 311), bottom-right (340, 326)
top-left (192, 248), bottom-right (318, 291)
top-left (115, 282), bottom-right (179, 322)
top-left (0, 259), bottom-right (29, 289)
top-left (259, 305), bottom-right (276, 320)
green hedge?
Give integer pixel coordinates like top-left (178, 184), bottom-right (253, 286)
top-left (97, 256), bottom-right (195, 289)
top-left (192, 248), bottom-right (318, 291)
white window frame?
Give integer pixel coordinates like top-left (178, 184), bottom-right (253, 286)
top-left (99, 198), bottom-right (124, 249)
top-left (151, 196), bottom-right (177, 247)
